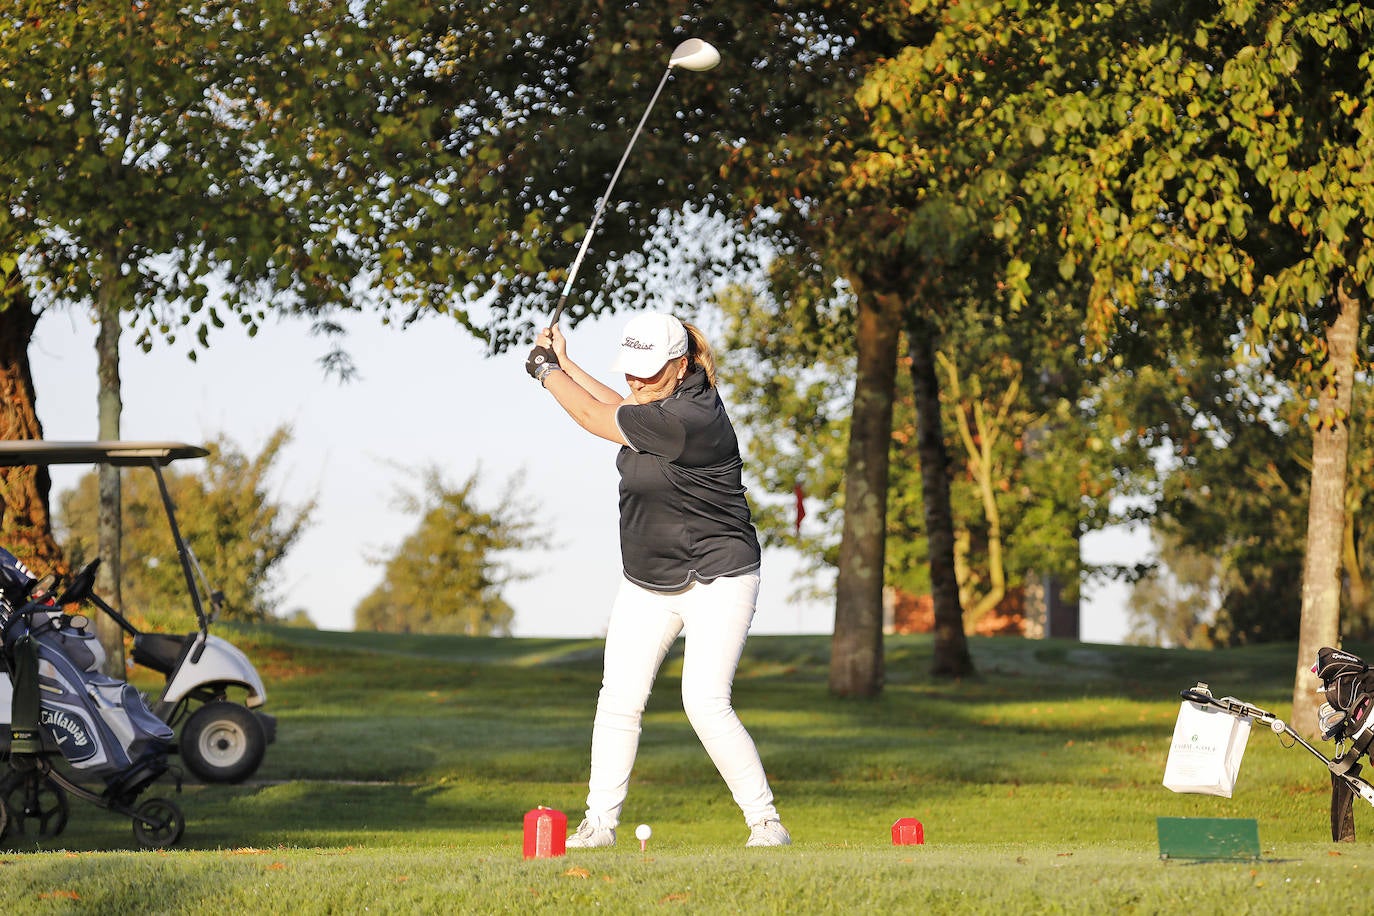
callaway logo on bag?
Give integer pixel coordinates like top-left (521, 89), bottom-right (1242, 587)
top-left (40, 707), bottom-right (98, 762)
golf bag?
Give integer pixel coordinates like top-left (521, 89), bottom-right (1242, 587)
top-left (1311, 646), bottom-right (1374, 840)
top-left (1, 549), bottom-right (174, 795)
top-left (1313, 647), bottom-right (1374, 754)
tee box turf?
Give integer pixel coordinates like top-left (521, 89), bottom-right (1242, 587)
top-left (1156, 817), bottom-right (1261, 861)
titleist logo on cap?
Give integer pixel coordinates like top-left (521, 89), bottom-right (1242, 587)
top-left (622, 336), bottom-right (655, 350)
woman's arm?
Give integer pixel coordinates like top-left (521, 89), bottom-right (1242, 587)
top-left (540, 370), bottom-right (631, 445)
top-left (542, 325), bottom-right (622, 405)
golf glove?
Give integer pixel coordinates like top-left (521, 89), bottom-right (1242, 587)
top-left (526, 346), bottom-right (562, 385)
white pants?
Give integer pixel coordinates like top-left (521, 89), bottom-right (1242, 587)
top-left (582, 573), bottom-right (779, 828)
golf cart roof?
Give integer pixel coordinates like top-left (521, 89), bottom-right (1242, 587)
top-left (0, 440), bottom-right (209, 467)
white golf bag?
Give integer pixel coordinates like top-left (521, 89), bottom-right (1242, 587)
top-left (5, 605), bottom-right (174, 787)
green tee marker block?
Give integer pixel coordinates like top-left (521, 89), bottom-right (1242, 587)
top-left (1157, 817), bottom-right (1261, 861)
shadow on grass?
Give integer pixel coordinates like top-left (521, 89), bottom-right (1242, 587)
top-left (1, 778), bottom-right (540, 853)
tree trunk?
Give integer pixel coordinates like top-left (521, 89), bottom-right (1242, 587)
top-left (95, 283), bottom-right (126, 675)
top-left (1292, 279), bottom-right (1361, 737)
top-left (907, 313), bottom-right (974, 678)
top-left (0, 289), bottom-right (64, 573)
top-left (938, 352), bottom-right (1014, 632)
top-left (829, 289), bottom-right (901, 698)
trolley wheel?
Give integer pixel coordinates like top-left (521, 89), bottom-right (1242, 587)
top-left (132, 797), bottom-right (184, 849)
top-left (2, 774), bottom-right (69, 841)
top-left (180, 701), bottom-right (267, 783)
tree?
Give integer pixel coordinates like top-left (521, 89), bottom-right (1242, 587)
top-left (1, 1), bottom-right (487, 667)
top-left (0, 282), bottom-right (62, 573)
top-left (55, 427), bottom-right (313, 630)
top-left (1050, 1), bottom-right (1370, 734)
top-left (698, 7), bottom-right (983, 689)
top-left (1343, 383), bottom-right (1374, 637)
top-left (755, 36), bottom-right (990, 689)
top-left (828, 284), bottom-right (904, 693)
top-left (856, 0), bottom-right (1374, 733)
top-left (936, 349), bottom-right (1020, 630)
top-left (354, 468), bottom-right (544, 636)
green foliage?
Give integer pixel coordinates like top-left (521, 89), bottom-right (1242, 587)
top-left (277, 607), bottom-right (318, 629)
top-left (352, 466), bottom-right (544, 636)
top-left (867, 0), bottom-right (1374, 372)
top-left (0, 1), bottom-right (485, 358)
top-left (848, 1), bottom-right (1374, 660)
top-left (56, 427), bottom-right (313, 627)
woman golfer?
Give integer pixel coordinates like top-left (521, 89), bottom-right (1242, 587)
top-left (526, 311), bottom-right (790, 849)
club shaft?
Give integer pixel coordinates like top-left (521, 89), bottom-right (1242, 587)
top-left (550, 65), bottom-right (676, 329)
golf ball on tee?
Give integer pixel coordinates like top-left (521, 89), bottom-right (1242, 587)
top-left (635, 824), bottom-right (652, 841)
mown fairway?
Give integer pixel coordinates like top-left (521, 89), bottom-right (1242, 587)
top-left (5, 628), bottom-right (1373, 913)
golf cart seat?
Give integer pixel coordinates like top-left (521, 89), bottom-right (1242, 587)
top-left (132, 632), bottom-right (194, 677)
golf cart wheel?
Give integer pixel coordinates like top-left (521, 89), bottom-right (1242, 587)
top-left (2, 774), bottom-right (69, 841)
top-left (180, 701), bottom-right (267, 783)
top-left (132, 797), bottom-right (184, 849)
top-left (0, 789), bottom-right (8, 839)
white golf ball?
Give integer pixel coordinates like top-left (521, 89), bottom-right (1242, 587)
top-left (635, 824), bottom-right (652, 841)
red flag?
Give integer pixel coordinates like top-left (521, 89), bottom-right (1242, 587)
top-left (794, 483), bottom-right (806, 536)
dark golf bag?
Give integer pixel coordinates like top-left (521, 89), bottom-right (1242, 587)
top-left (1312, 646), bottom-right (1374, 841)
top-left (0, 550), bottom-right (174, 796)
top-left (1314, 647), bottom-right (1374, 754)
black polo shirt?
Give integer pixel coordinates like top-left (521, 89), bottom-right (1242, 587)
top-left (614, 368), bottom-right (761, 592)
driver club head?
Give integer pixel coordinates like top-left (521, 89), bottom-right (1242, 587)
top-left (669, 38), bottom-right (721, 71)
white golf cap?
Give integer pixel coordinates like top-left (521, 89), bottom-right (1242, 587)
top-left (611, 312), bottom-right (688, 378)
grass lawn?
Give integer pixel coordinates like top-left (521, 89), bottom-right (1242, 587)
top-left (4, 628), bottom-right (1373, 913)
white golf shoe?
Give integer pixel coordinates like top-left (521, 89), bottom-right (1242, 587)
top-left (745, 819), bottom-right (792, 847)
top-left (565, 819), bottom-right (616, 849)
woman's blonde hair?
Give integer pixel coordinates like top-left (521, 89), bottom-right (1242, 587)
top-left (683, 323), bottom-right (717, 388)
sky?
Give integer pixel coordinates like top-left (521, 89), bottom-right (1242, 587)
top-left (25, 304), bottom-right (1143, 643)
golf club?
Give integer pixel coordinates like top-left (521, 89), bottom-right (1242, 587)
top-left (547, 38), bottom-right (721, 331)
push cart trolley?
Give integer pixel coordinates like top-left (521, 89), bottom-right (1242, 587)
top-left (1180, 675), bottom-right (1374, 842)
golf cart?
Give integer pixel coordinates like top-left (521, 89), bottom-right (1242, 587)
top-left (0, 440), bottom-right (275, 784)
